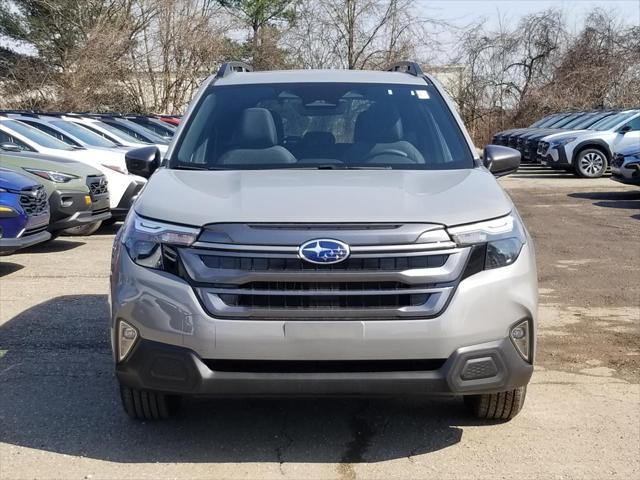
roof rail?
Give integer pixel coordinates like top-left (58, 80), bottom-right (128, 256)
top-left (387, 61), bottom-right (424, 77)
top-left (216, 61), bottom-right (253, 78)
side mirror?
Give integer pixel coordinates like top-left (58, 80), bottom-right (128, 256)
top-left (483, 144), bottom-right (521, 177)
top-left (125, 146), bottom-right (160, 178)
top-left (0, 142), bottom-right (23, 152)
top-left (619, 125), bottom-right (632, 134)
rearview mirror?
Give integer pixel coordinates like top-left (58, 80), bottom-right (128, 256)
top-left (0, 142), bottom-right (23, 152)
top-left (483, 145), bottom-right (521, 177)
top-left (619, 125), bottom-right (632, 134)
top-left (125, 146), bottom-right (161, 179)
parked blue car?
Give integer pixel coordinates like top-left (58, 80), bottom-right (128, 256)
top-left (0, 168), bottom-right (51, 255)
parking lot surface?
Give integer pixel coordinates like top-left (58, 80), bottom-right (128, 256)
top-left (1, 165), bottom-right (638, 480)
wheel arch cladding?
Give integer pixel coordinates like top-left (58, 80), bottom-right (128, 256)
top-left (572, 140), bottom-right (611, 165)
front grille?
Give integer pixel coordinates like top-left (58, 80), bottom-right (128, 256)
top-left (612, 154), bottom-right (625, 168)
top-left (87, 175), bottom-right (108, 198)
top-left (19, 186), bottom-right (48, 216)
top-left (219, 292), bottom-right (431, 309)
top-left (199, 253), bottom-right (448, 271)
top-left (178, 225), bottom-right (470, 320)
top-left (538, 141), bottom-right (550, 156)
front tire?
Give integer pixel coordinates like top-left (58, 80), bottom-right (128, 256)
top-left (119, 384), bottom-right (182, 421)
top-left (464, 386), bottom-right (527, 420)
top-left (575, 149), bottom-right (607, 178)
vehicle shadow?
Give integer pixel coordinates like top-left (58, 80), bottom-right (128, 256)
top-left (20, 238), bottom-right (85, 254)
top-left (0, 261), bottom-right (24, 276)
top-left (92, 221), bottom-right (122, 236)
top-left (0, 295), bottom-right (488, 465)
top-left (568, 191), bottom-right (640, 211)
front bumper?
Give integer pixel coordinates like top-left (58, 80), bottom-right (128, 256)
top-left (48, 190), bottom-right (111, 231)
top-left (611, 166), bottom-right (640, 186)
top-left (116, 336), bottom-right (533, 397)
top-left (540, 146), bottom-right (570, 168)
top-left (0, 229), bottom-right (51, 255)
top-left (111, 238), bottom-right (538, 395)
top-left (110, 181), bottom-right (145, 219)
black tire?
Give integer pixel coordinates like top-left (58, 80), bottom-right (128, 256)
top-left (61, 221), bottom-right (102, 236)
top-left (119, 384), bottom-right (181, 421)
top-left (574, 148), bottom-right (608, 178)
top-left (464, 386), bottom-right (527, 421)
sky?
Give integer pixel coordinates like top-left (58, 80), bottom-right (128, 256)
top-left (418, 0), bottom-right (640, 31)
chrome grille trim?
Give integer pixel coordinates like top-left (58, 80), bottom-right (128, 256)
top-left (191, 241), bottom-right (458, 253)
top-left (180, 248), bottom-right (469, 286)
top-left (180, 224), bottom-right (469, 320)
top-left (196, 286), bottom-right (453, 319)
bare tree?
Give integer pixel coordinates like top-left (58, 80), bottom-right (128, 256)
top-left (123, 0), bottom-right (235, 113)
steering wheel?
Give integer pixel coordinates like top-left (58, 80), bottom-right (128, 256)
top-left (362, 149), bottom-right (410, 162)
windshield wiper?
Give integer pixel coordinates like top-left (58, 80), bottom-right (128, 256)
top-left (344, 166), bottom-right (392, 170)
top-left (292, 165), bottom-right (391, 170)
top-left (173, 164), bottom-right (210, 171)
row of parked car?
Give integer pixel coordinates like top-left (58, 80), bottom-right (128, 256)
top-left (492, 108), bottom-right (640, 183)
top-left (0, 112), bottom-right (180, 255)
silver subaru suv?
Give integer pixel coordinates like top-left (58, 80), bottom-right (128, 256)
top-left (112, 61), bottom-right (537, 421)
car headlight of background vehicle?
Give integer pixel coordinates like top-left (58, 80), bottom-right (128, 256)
top-left (549, 137), bottom-right (576, 148)
top-left (23, 167), bottom-right (79, 183)
top-left (448, 212), bottom-right (527, 269)
top-left (121, 211), bottom-right (200, 270)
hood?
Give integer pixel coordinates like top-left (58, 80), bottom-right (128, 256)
top-left (135, 168), bottom-right (513, 228)
top-left (0, 151), bottom-right (104, 177)
top-left (541, 129), bottom-right (590, 142)
top-left (617, 144), bottom-right (640, 156)
top-left (0, 168), bottom-right (40, 191)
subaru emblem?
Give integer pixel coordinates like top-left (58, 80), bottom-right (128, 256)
top-left (299, 239), bottom-right (350, 264)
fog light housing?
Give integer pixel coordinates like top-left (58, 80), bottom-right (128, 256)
top-left (118, 320), bottom-right (138, 362)
top-left (510, 319), bottom-right (532, 362)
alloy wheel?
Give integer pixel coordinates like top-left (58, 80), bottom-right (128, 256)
top-left (579, 152), bottom-right (605, 177)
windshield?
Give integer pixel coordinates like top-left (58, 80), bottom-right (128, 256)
top-left (172, 83), bottom-right (474, 170)
top-left (537, 114), bottom-right (566, 128)
top-left (563, 114), bottom-right (596, 129)
top-left (104, 119), bottom-right (168, 144)
top-left (589, 112), bottom-right (638, 131)
top-left (79, 120), bottom-right (148, 144)
top-left (4, 119), bottom-right (75, 150)
top-left (570, 113), bottom-right (612, 129)
top-left (51, 120), bottom-right (118, 148)
top-left (129, 118), bottom-right (175, 138)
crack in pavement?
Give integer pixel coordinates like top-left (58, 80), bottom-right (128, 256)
top-left (337, 401), bottom-right (375, 480)
top-left (274, 408), bottom-right (293, 476)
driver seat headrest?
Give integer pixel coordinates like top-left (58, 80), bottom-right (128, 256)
top-left (236, 108), bottom-right (278, 148)
top-left (354, 104), bottom-right (403, 143)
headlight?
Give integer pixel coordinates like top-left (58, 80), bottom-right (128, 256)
top-left (550, 137), bottom-right (576, 148)
top-left (101, 163), bottom-right (128, 175)
top-left (448, 212), bottom-right (526, 269)
top-left (23, 168), bottom-right (79, 183)
top-left (121, 211), bottom-right (199, 270)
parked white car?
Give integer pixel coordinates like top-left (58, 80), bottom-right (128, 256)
top-left (5, 113), bottom-right (133, 153)
top-left (0, 117), bottom-right (146, 219)
top-left (63, 115), bottom-right (169, 155)
top-left (537, 110), bottom-right (640, 178)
